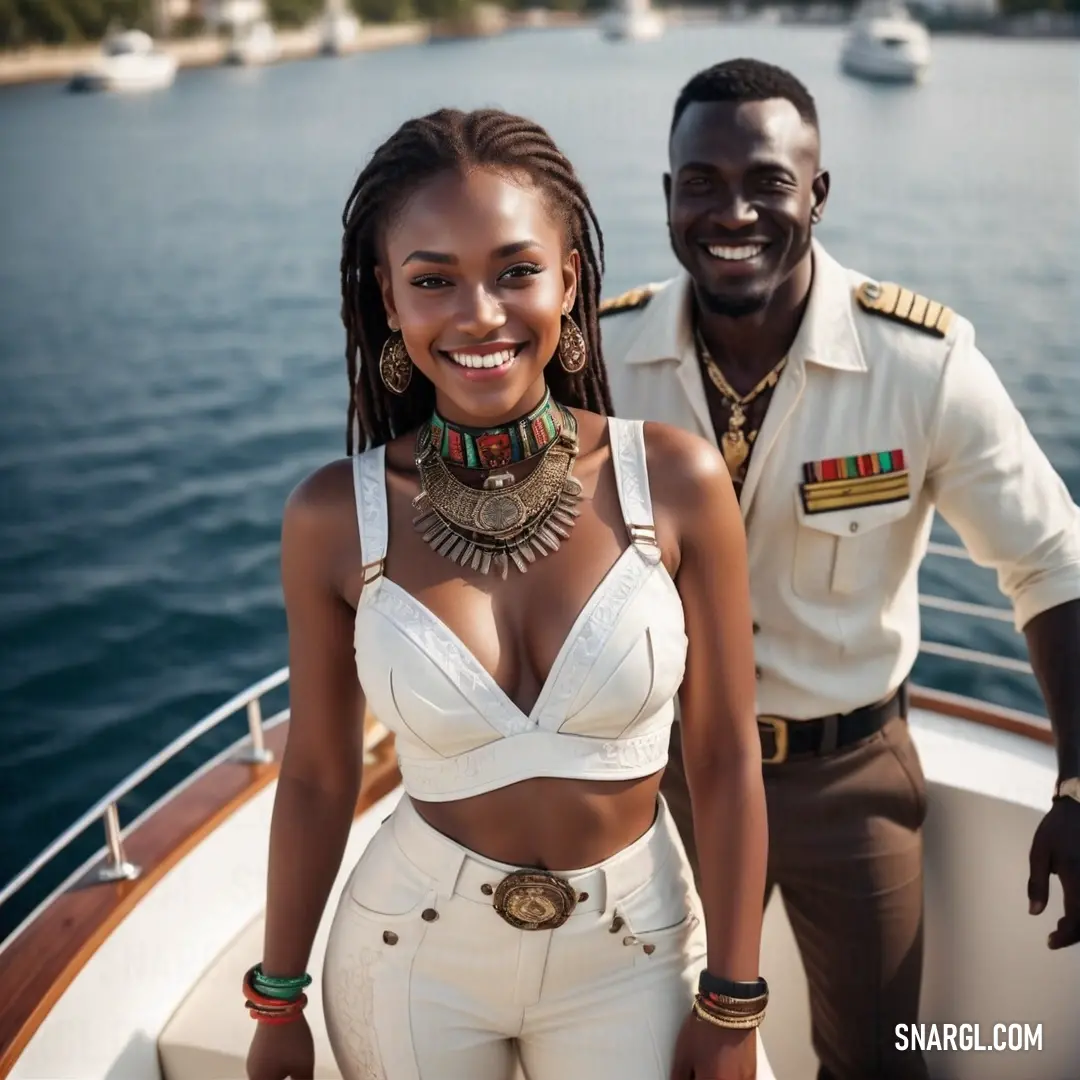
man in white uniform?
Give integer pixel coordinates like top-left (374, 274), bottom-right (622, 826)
top-left (600, 58), bottom-right (1080, 1080)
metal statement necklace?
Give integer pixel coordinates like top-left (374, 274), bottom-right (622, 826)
top-left (694, 324), bottom-right (788, 479)
top-left (427, 387), bottom-right (564, 470)
top-left (411, 392), bottom-right (583, 579)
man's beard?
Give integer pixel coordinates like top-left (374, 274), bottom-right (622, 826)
top-left (676, 226), bottom-right (813, 321)
top-left (697, 289), bottom-right (770, 319)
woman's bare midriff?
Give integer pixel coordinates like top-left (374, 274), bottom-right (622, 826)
top-left (410, 770), bottom-right (666, 871)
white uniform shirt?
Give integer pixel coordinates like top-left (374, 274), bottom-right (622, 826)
top-left (600, 240), bottom-right (1080, 719)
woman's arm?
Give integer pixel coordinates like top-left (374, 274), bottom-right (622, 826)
top-left (260, 467), bottom-right (367, 979)
top-left (652, 423), bottom-right (767, 983)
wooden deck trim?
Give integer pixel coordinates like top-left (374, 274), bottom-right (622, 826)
top-left (909, 685), bottom-right (1053, 746)
top-left (0, 720), bottom-right (400, 1077)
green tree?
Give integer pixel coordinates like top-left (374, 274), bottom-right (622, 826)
top-left (355, 0), bottom-right (415, 23)
top-left (265, 0), bottom-right (324, 28)
top-left (413, 0), bottom-right (474, 19)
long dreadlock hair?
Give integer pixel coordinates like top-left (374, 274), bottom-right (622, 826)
top-left (340, 108), bottom-right (613, 454)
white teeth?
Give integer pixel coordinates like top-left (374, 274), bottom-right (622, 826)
top-left (447, 348), bottom-right (515, 369)
top-left (707, 244), bottom-right (766, 261)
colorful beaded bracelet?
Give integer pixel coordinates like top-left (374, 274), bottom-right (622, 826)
top-left (247, 963), bottom-right (311, 1001)
top-left (243, 965), bottom-right (311, 1022)
top-left (692, 996), bottom-right (767, 1031)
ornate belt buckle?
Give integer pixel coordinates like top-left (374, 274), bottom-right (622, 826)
top-left (492, 869), bottom-right (577, 931)
top-left (757, 716), bottom-right (789, 765)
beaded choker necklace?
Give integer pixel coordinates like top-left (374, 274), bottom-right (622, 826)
top-left (430, 389), bottom-right (565, 471)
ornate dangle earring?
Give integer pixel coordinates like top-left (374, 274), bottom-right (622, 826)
top-left (558, 305), bottom-right (587, 374)
top-left (379, 319), bottom-right (412, 395)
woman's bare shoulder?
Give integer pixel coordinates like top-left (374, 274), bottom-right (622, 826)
top-left (285, 457), bottom-right (355, 526)
top-left (639, 420), bottom-right (734, 518)
top-left (281, 457), bottom-right (362, 582)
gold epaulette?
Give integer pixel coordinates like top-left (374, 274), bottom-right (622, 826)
top-left (854, 281), bottom-right (954, 338)
top-left (598, 284), bottom-right (656, 317)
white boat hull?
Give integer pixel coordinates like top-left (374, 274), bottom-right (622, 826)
top-left (601, 9), bottom-right (664, 41)
top-left (225, 26), bottom-right (281, 66)
top-left (69, 53), bottom-right (178, 93)
top-left (319, 13), bottom-right (362, 55)
top-left (841, 13), bottom-right (931, 83)
top-left (7, 703), bottom-right (1078, 1080)
top-left (68, 30), bottom-right (178, 93)
top-left (841, 43), bottom-right (929, 83)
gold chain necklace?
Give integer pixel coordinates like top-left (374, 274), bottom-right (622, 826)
top-left (411, 406), bottom-right (583, 579)
top-left (694, 327), bottom-right (787, 479)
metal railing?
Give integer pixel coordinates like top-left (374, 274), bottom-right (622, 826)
top-left (0, 535), bottom-right (1037, 950)
top-left (0, 666), bottom-right (292, 953)
top-left (917, 539), bottom-right (1033, 676)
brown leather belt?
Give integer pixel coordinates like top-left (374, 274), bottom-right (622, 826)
top-left (757, 683), bottom-right (907, 765)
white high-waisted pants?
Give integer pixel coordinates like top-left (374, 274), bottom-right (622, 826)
top-left (323, 794), bottom-right (772, 1079)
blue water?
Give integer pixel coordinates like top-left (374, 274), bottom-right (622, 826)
top-left (1, 24), bottom-right (1077, 910)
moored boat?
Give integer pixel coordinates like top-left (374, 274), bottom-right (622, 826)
top-left (840, 0), bottom-right (931, 84)
top-left (67, 29), bottom-right (178, 93)
top-left (600, 0), bottom-right (664, 42)
top-left (224, 20), bottom-right (282, 66)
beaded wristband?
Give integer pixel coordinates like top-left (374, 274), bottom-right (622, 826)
top-left (699, 990), bottom-right (768, 1015)
top-left (692, 997), bottom-right (767, 1031)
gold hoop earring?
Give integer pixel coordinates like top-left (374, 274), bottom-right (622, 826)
top-left (558, 314), bottom-right (587, 374)
top-left (379, 331), bottom-right (412, 395)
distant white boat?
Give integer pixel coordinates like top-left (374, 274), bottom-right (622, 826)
top-left (68, 29), bottom-right (178, 93)
top-left (319, 1), bottom-right (361, 55)
top-left (601, 0), bottom-right (664, 42)
top-left (224, 19), bottom-right (281, 65)
top-left (840, 1), bottom-right (931, 83)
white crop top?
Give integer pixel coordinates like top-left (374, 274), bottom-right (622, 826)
top-left (351, 417), bottom-right (688, 800)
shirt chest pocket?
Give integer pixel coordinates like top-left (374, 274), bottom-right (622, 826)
top-left (791, 494), bottom-right (913, 600)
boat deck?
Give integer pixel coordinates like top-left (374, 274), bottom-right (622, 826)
top-left (3, 578), bottom-right (1077, 1080)
top-left (8, 702), bottom-right (1064, 1080)
top-left (157, 785), bottom-right (402, 1080)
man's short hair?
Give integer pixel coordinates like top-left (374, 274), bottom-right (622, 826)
top-left (670, 58), bottom-right (818, 137)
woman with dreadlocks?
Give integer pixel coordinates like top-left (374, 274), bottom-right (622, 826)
top-left (245, 108), bottom-right (769, 1080)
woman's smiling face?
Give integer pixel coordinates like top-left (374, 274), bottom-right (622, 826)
top-left (376, 166), bottom-right (579, 427)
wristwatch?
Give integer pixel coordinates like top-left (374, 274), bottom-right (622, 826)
top-left (1054, 777), bottom-right (1080, 803)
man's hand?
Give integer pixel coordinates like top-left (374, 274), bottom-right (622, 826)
top-left (669, 1011), bottom-right (756, 1080)
top-left (1028, 796), bottom-right (1080, 949)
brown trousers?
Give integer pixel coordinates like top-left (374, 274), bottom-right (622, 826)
top-left (663, 716), bottom-right (930, 1080)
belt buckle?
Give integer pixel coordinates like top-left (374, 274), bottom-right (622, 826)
top-left (492, 869), bottom-right (577, 931)
top-left (758, 716), bottom-right (789, 765)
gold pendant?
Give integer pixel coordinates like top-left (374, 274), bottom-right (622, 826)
top-left (721, 403), bottom-right (749, 477)
top-left (721, 430), bottom-right (749, 476)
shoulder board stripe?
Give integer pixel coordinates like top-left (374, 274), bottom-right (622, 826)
top-left (855, 281), bottom-right (954, 338)
top-left (599, 284), bottom-right (656, 317)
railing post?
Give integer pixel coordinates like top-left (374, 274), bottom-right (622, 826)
top-left (92, 803), bottom-right (140, 883)
top-left (233, 697), bottom-right (274, 764)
